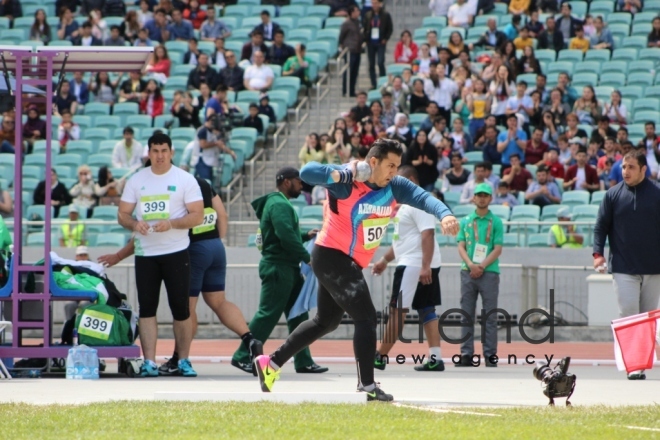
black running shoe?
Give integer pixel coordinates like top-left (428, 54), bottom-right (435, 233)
top-left (158, 357), bottom-right (179, 376)
top-left (247, 339), bottom-right (264, 377)
top-left (358, 384), bottom-right (394, 402)
top-left (231, 359), bottom-right (254, 375)
top-left (295, 363), bottom-right (329, 373)
top-left (414, 360), bottom-right (445, 371)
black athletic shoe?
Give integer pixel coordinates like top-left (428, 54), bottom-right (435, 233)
top-left (454, 354), bottom-right (476, 367)
top-left (627, 371), bottom-right (646, 380)
top-left (485, 356), bottom-right (498, 368)
top-left (248, 339), bottom-right (264, 377)
top-left (414, 360), bottom-right (445, 371)
top-left (158, 357), bottom-right (180, 376)
top-left (231, 359), bottom-right (254, 375)
top-left (358, 384), bottom-right (394, 402)
top-left (295, 363), bottom-right (329, 373)
top-left (374, 352), bottom-right (387, 371)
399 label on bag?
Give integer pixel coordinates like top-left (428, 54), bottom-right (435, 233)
top-left (78, 309), bottom-right (114, 341)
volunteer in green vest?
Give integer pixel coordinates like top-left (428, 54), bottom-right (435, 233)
top-left (231, 167), bottom-right (328, 375)
top-left (59, 205), bottom-right (86, 248)
top-left (549, 206), bottom-right (583, 248)
top-left (456, 182), bottom-right (504, 368)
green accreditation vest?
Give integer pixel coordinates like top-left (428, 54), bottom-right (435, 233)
top-left (61, 223), bottom-right (85, 247)
top-left (550, 224), bottom-right (582, 249)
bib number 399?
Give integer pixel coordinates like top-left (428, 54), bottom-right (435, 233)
top-left (362, 217), bottom-right (390, 250)
top-left (78, 309), bottom-right (114, 341)
top-left (140, 195), bottom-right (170, 221)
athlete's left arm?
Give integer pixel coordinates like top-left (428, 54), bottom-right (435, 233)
top-left (212, 194), bottom-right (229, 239)
top-left (390, 176), bottom-right (452, 219)
top-left (300, 161), bottom-right (353, 199)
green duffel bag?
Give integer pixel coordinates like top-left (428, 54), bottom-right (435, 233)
top-left (75, 303), bottom-right (132, 346)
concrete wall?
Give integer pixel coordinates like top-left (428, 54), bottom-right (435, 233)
top-left (9, 246), bottom-right (599, 340)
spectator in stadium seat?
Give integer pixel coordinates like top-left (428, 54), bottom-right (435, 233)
top-left (525, 165), bottom-right (561, 208)
top-left (90, 72), bottom-right (121, 105)
top-left (549, 207), bottom-right (583, 248)
top-left (0, 112), bottom-right (14, 154)
top-left (57, 109), bottom-right (80, 152)
top-left (363, 0), bottom-right (393, 89)
top-left (564, 112), bottom-right (588, 145)
top-left (449, 118), bottom-right (472, 156)
top-left (241, 30), bottom-right (269, 64)
top-left (603, 90), bottom-right (627, 125)
top-left (544, 146), bottom-right (565, 179)
top-left (0, 0), bottom-right (22, 25)
top-left (144, 9), bottom-right (170, 44)
top-left (618, 0), bottom-right (642, 14)
top-left (282, 44), bottom-right (313, 88)
top-left (325, 127), bottom-right (351, 164)
top-left (563, 147), bottom-right (600, 191)
top-left (590, 16), bottom-right (614, 51)
top-left (243, 103), bottom-right (264, 136)
top-left (252, 10), bottom-right (280, 42)
top-left (258, 94), bottom-right (276, 125)
top-left (593, 115), bottom-right (618, 141)
top-left (569, 25), bottom-right (590, 53)
top-left (380, 75), bottom-right (410, 113)
top-left (219, 51), bottom-right (244, 92)
top-left (599, 157), bottom-right (614, 190)
top-left (442, 152), bottom-right (471, 193)
top-left (636, 142), bottom-right (659, 180)
top-left (543, 88), bottom-right (570, 127)
top-left (243, 51), bottom-right (274, 92)
top-left (183, 0), bottom-right (206, 30)
top-left (168, 8), bottom-right (194, 41)
top-left (492, 181), bottom-right (518, 206)
top-left (447, 0), bottom-right (473, 29)
top-left (187, 53), bottom-right (219, 91)
top-left (386, 113), bottom-right (414, 148)
top-left (171, 91), bottom-right (201, 129)
top-left (460, 162), bottom-right (494, 204)
top-left (30, 9), bottom-right (52, 45)
top-left (70, 165), bottom-right (100, 217)
top-left (380, 91), bottom-right (398, 127)
top-left (405, 129), bottom-right (439, 191)
top-left (104, 24), bottom-right (125, 46)
top-left (639, 122), bottom-right (660, 161)
top-left (513, 26), bottom-right (534, 50)
top-left (139, 79), bottom-right (165, 117)
top-left (299, 133), bottom-right (325, 167)
top-left (72, 21), bottom-right (102, 46)
top-left (33, 169), bottom-right (71, 217)
top-left (201, 6), bottom-right (231, 41)
top-left (506, 80), bottom-right (533, 133)
top-left (23, 105), bottom-right (47, 152)
top-left (133, 27), bottom-right (153, 47)
top-left (57, 7), bottom-right (80, 41)
top-left (526, 10), bottom-right (544, 38)
top-left (394, 30), bottom-right (418, 64)
top-left (210, 37), bottom-right (227, 70)
top-left (369, 100), bottom-right (386, 134)
top-left (489, 65), bottom-right (515, 126)
top-left (573, 86), bottom-right (601, 126)
top-left (69, 71), bottom-right (90, 106)
top-left (112, 126), bottom-right (143, 168)
top-left (54, 81), bottom-right (78, 116)
top-left (136, 0), bottom-right (152, 26)
top-left (425, 30), bottom-right (442, 60)
top-left (424, 64), bottom-right (458, 125)
top-left (119, 71), bottom-right (146, 103)
top-left (501, 154), bottom-right (532, 194)
top-left (96, 166), bottom-right (124, 205)
top-left (481, 125), bottom-right (502, 165)
top-left (143, 45), bottom-right (171, 84)
top-left (598, 136), bottom-right (621, 171)
top-left (119, 10), bottom-right (141, 44)
top-left (470, 18), bottom-right (506, 51)
top-left (509, 0), bottom-right (529, 15)
top-left (648, 17), bottom-right (660, 48)
top-left (59, 205), bottom-right (87, 248)
top-left (446, 31), bottom-right (467, 59)
top-left (193, 117), bottom-right (235, 180)
top-left (503, 14), bottom-right (522, 41)
top-left (268, 29), bottom-right (295, 67)
top-left (350, 91), bottom-right (371, 122)
top-left (525, 127), bottom-right (548, 166)
top-left (556, 3), bottom-right (582, 44)
top-left (537, 16), bottom-right (564, 52)
top-left (183, 38), bottom-right (204, 65)
top-left (429, 0), bottom-right (452, 17)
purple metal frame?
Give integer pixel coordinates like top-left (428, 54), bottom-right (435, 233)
top-left (0, 48), bottom-right (141, 359)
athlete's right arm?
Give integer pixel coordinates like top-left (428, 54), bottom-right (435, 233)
top-left (118, 200), bottom-right (150, 235)
top-left (300, 162), bottom-right (353, 199)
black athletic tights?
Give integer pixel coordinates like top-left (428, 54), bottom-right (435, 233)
top-left (271, 245), bottom-right (378, 386)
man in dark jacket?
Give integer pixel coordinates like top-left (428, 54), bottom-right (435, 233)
top-left (219, 50), bottom-right (244, 91)
top-left (362, 0), bottom-right (393, 89)
top-left (71, 21), bottom-right (103, 46)
top-left (267, 29), bottom-right (295, 67)
top-left (240, 30), bottom-right (270, 63)
top-left (339, 5), bottom-right (363, 97)
top-left (470, 18), bottom-right (506, 50)
top-left (537, 16), bottom-right (565, 52)
top-left (33, 169), bottom-right (72, 218)
top-left (252, 10), bottom-right (281, 42)
top-left (186, 53), bottom-right (219, 90)
top-left (555, 3), bottom-right (582, 44)
top-left (593, 150), bottom-right (660, 380)
top-left (231, 167), bottom-right (327, 375)
top-left (0, 0), bottom-right (22, 24)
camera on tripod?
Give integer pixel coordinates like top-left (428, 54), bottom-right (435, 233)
top-left (533, 357), bottom-right (577, 406)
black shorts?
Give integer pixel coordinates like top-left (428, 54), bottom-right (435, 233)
top-left (389, 266), bottom-right (441, 310)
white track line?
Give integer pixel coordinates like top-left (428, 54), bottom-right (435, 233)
top-left (611, 425), bottom-right (660, 433)
top-left (393, 402), bottom-right (501, 417)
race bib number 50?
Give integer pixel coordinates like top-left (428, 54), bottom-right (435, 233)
top-left (192, 207), bottom-right (216, 235)
top-left (78, 309), bottom-right (114, 341)
top-left (362, 217), bottom-right (390, 250)
top-left (140, 194), bottom-right (170, 221)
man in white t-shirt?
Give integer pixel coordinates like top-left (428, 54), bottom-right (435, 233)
top-left (372, 165), bottom-right (445, 372)
top-left (243, 51), bottom-right (274, 92)
top-left (112, 126), bottom-right (144, 169)
top-left (447, 0), bottom-right (473, 29)
top-left (118, 132), bottom-right (204, 378)
top-left (505, 81), bottom-right (534, 129)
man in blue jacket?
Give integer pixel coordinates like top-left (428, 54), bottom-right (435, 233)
top-left (593, 150), bottom-right (660, 380)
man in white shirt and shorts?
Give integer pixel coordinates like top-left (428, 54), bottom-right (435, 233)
top-left (371, 165), bottom-right (445, 371)
top-left (118, 132), bottom-right (204, 377)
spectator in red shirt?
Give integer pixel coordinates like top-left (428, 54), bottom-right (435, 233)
top-left (139, 79), bottom-right (164, 117)
top-left (143, 45), bottom-right (171, 84)
top-left (183, 0), bottom-right (207, 30)
top-left (563, 147), bottom-right (600, 192)
top-left (524, 127), bottom-right (548, 166)
top-left (501, 153), bottom-right (533, 194)
top-left (597, 136), bottom-right (621, 172)
top-left (545, 146), bottom-right (565, 179)
top-left (393, 30), bottom-right (418, 64)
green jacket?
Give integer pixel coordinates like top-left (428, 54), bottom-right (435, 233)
top-left (252, 192), bottom-right (311, 267)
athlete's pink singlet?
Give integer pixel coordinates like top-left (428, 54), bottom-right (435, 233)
top-left (315, 181), bottom-right (396, 268)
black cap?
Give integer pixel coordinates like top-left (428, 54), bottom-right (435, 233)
top-left (276, 166), bottom-right (300, 184)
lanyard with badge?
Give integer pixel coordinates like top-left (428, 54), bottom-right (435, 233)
top-left (371, 15), bottom-right (380, 41)
top-left (472, 218), bottom-right (492, 265)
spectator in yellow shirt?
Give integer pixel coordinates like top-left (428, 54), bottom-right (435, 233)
top-left (513, 26), bottom-right (534, 50)
top-left (509, 0), bottom-right (530, 15)
top-left (569, 26), bottom-right (590, 53)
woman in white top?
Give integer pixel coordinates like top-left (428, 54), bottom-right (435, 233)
top-left (489, 65), bottom-right (515, 126)
top-left (386, 113), bottom-right (414, 149)
top-left (603, 90), bottom-right (627, 125)
top-left (88, 9), bottom-right (108, 41)
top-left (413, 44), bottom-right (433, 78)
top-left (429, 0), bottom-right (452, 16)
top-left (137, 0), bottom-right (153, 27)
top-left (91, 72), bottom-right (121, 105)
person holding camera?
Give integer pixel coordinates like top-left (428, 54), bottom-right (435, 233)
top-left (252, 139), bottom-right (458, 401)
top-left (70, 165), bottom-right (100, 218)
top-left (191, 117), bottom-right (235, 181)
top-left (171, 90), bottom-right (201, 129)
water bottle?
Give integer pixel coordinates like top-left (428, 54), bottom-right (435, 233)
top-left (66, 346), bottom-right (84, 379)
top-left (66, 348), bottom-right (75, 379)
top-left (85, 346), bottom-right (99, 380)
top-left (73, 328), bottom-right (79, 346)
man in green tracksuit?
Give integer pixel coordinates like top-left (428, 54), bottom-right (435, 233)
top-left (231, 167), bottom-right (328, 374)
